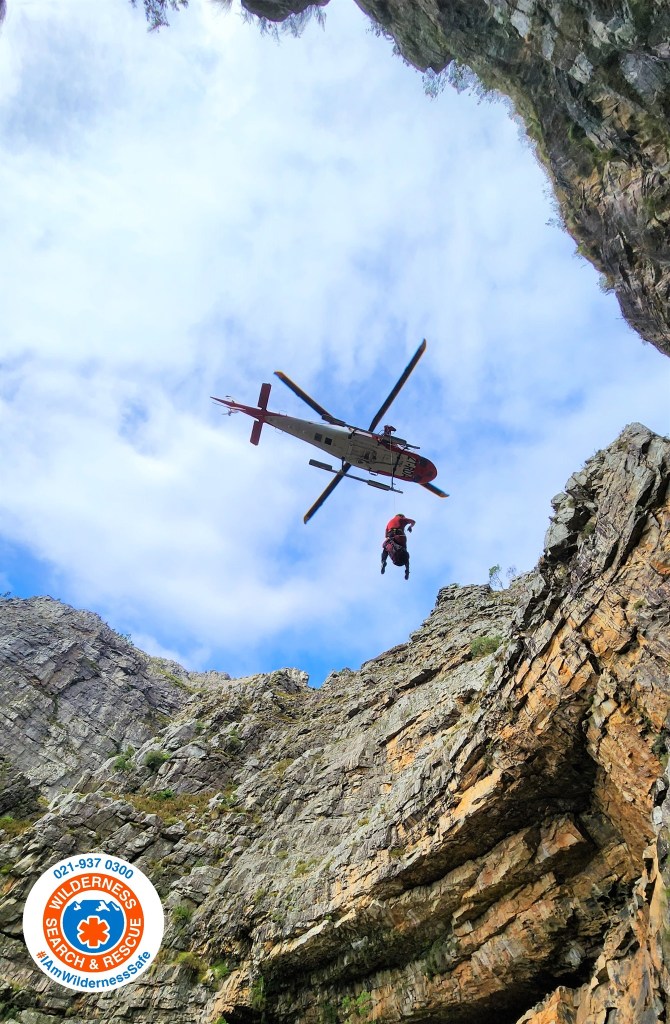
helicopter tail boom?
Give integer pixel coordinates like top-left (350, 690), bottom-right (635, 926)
top-left (211, 383), bottom-right (273, 446)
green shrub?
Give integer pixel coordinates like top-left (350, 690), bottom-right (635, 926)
top-left (113, 746), bottom-right (135, 772)
top-left (293, 858), bottom-right (318, 877)
top-left (0, 815), bottom-right (32, 838)
top-left (144, 749), bottom-right (170, 771)
top-left (123, 789), bottom-right (214, 829)
top-left (211, 960), bottom-right (231, 981)
top-left (130, 0), bottom-right (189, 32)
top-left (225, 727), bottom-right (242, 753)
top-left (488, 564), bottom-right (503, 589)
top-left (172, 904), bottom-right (192, 924)
top-left (470, 635), bottom-right (501, 658)
top-left (174, 950), bottom-right (206, 980)
top-left (250, 975), bottom-right (265, 1010)
top-left (341, 991), bottom-right (373, 1022)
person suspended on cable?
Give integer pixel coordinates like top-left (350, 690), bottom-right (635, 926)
top-left (385, 513), bottom-right (415, 539)
top-left (381, 513), bottom-right (415, 581)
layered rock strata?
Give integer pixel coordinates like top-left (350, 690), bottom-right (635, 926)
top-left (0, 599), bottom-right (188, 795)
top-left (242, 0), bottom-right (670, 358)
top-left (0, 421), bottom-right (669, 1024)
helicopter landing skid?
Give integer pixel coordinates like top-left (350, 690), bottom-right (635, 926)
top-left (309, 460), bottom-right (403, 494)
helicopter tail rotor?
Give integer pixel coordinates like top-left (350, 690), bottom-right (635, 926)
top-left (249, 382), bottom-right (271, 445)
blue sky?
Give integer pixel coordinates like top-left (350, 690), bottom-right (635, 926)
top-left (1, 0), bottom-right (669, 685)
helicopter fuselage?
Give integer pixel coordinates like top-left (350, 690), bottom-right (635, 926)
top-left (267, 412), bottom-right (437, 484)
top-left (217, 399), bottom-right (437, 485)
top-left (212, 340), bottom-right (448, 522)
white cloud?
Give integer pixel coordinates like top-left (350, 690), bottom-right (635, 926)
top-left (1, 0), bottom-right (669, 680)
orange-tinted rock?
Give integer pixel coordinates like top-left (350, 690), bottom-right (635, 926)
top-left (1, 424), bottom-right (669, 1023)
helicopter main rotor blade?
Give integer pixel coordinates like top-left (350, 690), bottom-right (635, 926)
top-left (274, 371), bottom-right (345, 426)
top-left (421, 481), bottom-right (449, 498)
top-left (367, 339), bottom-right (427, 433)
top-left (303, 464), bottom-right (352, 524)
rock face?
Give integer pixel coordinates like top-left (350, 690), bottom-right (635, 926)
top-left (1, 420), bottom-right (670, 1024)
top-left (0, 599), bottom-right (189, 796)
top-left (242, 0), bottom-right (670, 359)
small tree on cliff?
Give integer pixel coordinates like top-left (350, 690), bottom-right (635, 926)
top-left (130, 0), bottom-right (188, 31)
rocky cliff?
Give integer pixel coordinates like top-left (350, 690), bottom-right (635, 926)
top-left (1, 420), bottom-right (669, 1024)
top-left (241, 0), bottom-right (670, 359)
top-left (0, 600), bottom-right (189, 798)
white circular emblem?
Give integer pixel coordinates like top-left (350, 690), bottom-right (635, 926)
top-left (23, 853), bottom-right (164, 991)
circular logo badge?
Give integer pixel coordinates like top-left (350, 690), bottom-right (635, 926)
top-left (23, 854), bottom-right (164, 991)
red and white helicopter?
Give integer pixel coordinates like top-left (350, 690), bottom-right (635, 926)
top-left (212, 339), bottom-right (448, 523)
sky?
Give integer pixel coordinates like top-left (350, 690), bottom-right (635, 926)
top-left (1, 0), bottom-right (669, 685)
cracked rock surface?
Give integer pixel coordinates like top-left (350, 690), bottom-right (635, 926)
top-left (242, 0), bottom-right (670, 359)
top-left (1, 421), bottom-right (670, 1024)
top-left (0, 600), bottom-right (188, 796)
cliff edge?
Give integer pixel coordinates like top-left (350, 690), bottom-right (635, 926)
top-left (244, 0), bottom-right (670, 359)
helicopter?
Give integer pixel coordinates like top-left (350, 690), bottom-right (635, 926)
top-left (212, 339), bottom-right (448, 523)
